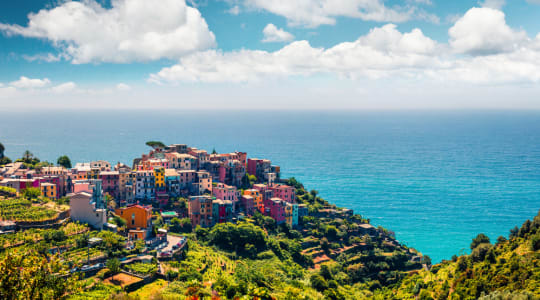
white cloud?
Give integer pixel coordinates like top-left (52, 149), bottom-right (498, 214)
top-left (449, 7), bottom-right (527, 55)
top-left (262, 24), bottom-right (294, 43)
top-left (50, 82), bottom-right (77, 93)
top-left (240, 0), bottom-right (427, 27)
top-left (116, 83), bottom-right (132, 91)
top-left (150, 24), bottom-right (440, 83)
top-left (0, 0), bottom-right (216, 64)
top-left (150, 7), bottom-right (540, 86)
top-left (479, 0), bottom-right (505, 9)
top-left (10, 76), bottom-right (51, 89)
top-left (227, 5), bottom-right (241, 15)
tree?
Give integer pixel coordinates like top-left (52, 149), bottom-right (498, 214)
top-left (57, 155), bottom-right (72, 169)
top-left (0, 157), bottom-right (12, 166)
top-left (106, 258), bottom-right (121, 280)
top-left (22, 150), bottom-right (34, 163)
top-left (421, 255), bottom-right (432, 266)
top-left (145, 141), bottom-right (166, 149)
top-left (22, 187), bottom-right (42, 200)
top-left (471, 233), bottom-right (491, 250)
top-left (0, 142), bottom-right (4, 159)
top-left (212, 148), bottom-right (217, 154)
top-left (310, 274), bottom-right (328, 291)
top-left (0, 249), bottom-right (74, 299)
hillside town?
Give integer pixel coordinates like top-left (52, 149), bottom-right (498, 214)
top-left (0, 144), bottom-right (311, 246)
top-left (0, 142), bottom-right (422, 298)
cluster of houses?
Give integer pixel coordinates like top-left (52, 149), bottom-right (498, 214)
top-left (0, 144), bottom-right (308, 242)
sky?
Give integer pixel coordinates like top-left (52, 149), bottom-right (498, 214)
top-left (1, 0), bottom-right (540, 110)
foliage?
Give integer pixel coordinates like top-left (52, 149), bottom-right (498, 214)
top-left (0, 197), bottom-right (61, 222)
top-left (380, 209), bottom-right (540, 299)
top-left (21, 187), bottom-right (42, 200)
top-left (0, 249), bottom-right (75, 299)
top-left (145, 141), bottom-right (166, 149)
top-left (107, 258), bottom-right (121, 275)
top-left (471, 233), bottom-right (491, 250)
top-left (125, 262), bottom-right (157, 276)
top-left (170, 217), bottom-right (192, 233)
top-left (0, 186), bottom-right (17, 197)
top-left (57, 155), bottom-right (72, 169)
top-left (207, 222), bottom-right (267, 257)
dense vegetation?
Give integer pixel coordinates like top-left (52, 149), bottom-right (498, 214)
top-left (0, 160), bottom-right (538, 299)
top-left (373, 210), bottom-right (540, 299)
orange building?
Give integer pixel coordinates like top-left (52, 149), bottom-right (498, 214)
top-left (40, 182), bottom-right (57, 199)
top-left (115, 205), bottom-right (152, 240)
top-left (243, 189), bottom-right (264, 213)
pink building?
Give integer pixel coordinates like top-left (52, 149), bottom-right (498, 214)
top-left (212, 183), bottom-right (238, 202)
top-left (241, 195), bottom-right (255, 216)
top-left (213, 183), bottom-right (239, 211)
top-left (265, 197), bottom-right (287, 224)
top-left (269, 184), bottom-right (295, 203)
top-left (100, 171), bottom-right (120, 199)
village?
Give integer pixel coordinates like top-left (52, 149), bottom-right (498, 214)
top-left (0, 142), bottom-right (423, 298)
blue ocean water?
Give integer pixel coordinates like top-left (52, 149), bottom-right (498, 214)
top-left (1, 110), bottom-right (540, 262)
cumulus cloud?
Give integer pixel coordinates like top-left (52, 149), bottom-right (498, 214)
top-left (150, 6), bottom-right (540, 86)
top-left (50, 82), bottom-right (77, 93)
top-left (0, 0), bottom-right (216, 64)
top-left (10, 76), bottom-right (51, 89)
top-left (150, 24), bottom-right (440, 83)
top-left (239, 0), bottom-right (433, 27)
top-left (262, 24), bottom-right (294, 43)
top-left (449, 7), bottom-right (527, 55)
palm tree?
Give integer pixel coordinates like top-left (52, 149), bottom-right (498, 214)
top-left (22, 150), bottom-right (33, 163)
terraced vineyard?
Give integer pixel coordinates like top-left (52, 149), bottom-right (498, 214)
top-left (63, 247), bottom-right (105, 264)
top-left (0, 198), bottom-right (60, 222)
top-left (125, 262), bottom-right (158, 276)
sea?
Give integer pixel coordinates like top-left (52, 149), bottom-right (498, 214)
top-left (1, 110), bottom-right (539, 262)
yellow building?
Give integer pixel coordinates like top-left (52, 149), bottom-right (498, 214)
top-left (243, 189), bottom-right (264, 213)
top-left (40, 183), bottom-right (57, 199)
top-left (154, 168), bottom-right (165, 189)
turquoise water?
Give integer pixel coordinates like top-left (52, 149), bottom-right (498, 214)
top-left (1, 110), bottom-right (540, 262)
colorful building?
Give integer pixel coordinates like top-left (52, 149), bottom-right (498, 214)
top-left (264, 198), bottom-right (287, 224)
top-left (164, 168), bottom-right (180, 197)
top-left (194, 171), bottom-right (212, 195)
top-left (241, 195), bottom-right (255, 216)
top-left (243, 189), bottom-right (264, 213)
top-left (212, 199), bottom-right (233, 223)
top-left (285, 202), bottom-right (299, 227)
top-left (154, 168), bottom-right (166, 190)
top-left (115, 205), bottom-right (153, 240)
top-left (247, 158), bottom-right (272, 182)
top-left (100, 171), bottom-right (120, 200)
top-left (135, 170), bottom-right (155, 201)
top-left (40, 182), bottom-right (57, 199)
top-left (68, 180), bottom-right (106, 230)
top-left (212, 183), bottom-right (239, 207)
top-left (269, 184), bottom-right (295, 203)
top-left (165, 153), bottom-right (195, 170)
top-left (188, 195), bottom-right (214, 227)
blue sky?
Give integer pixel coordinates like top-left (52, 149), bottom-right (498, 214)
top-left (1, 0), bottom-right (540, 110)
